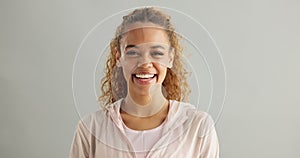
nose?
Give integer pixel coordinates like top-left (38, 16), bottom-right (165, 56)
top-left (138, 61), bottom-right (153, 68)
top-left (137, 54), bottom-right (153, 67)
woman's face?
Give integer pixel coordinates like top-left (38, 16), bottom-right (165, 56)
top-left (116, 22), bottom-right (173, 96)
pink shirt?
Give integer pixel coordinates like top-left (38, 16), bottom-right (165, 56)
top-left (122, 117), bottom-right (166, 158)
top-left (69, 99), bottom-right (219, 158)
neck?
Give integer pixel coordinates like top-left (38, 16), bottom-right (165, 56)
top-left (127, 93), bottom-right (153, 105)
top-left (122, 88), bottom-right (167, 117)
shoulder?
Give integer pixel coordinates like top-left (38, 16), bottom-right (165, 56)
top-left (80, 99), bottom-right (122, 123)
top-left (76, 100), bottom-right (122, 131)
top-left (170, 100), bottom-right (210, 120)
top-left (171, 100), bottom-right (216, 137)
top-left (73, 109), bottom-right (107, 136)
top-left (80, 109), bottom-right (107, 124)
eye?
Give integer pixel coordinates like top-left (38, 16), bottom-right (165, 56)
top-left (150, 51), bottom-right (165, 57)
top-left (125, 50), bottom-right (139, 56)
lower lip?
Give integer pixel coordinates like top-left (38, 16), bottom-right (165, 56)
top-left (133, 75), bottom-right (157, 85)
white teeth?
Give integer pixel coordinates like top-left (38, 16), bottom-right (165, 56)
top-left (135, 74), bottom-right (155, 79)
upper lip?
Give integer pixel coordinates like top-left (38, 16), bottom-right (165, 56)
top-left (132, 70), bottom-right (156, 75)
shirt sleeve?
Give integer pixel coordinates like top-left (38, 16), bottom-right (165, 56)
top-left (69, 121), bottom-right (90, 158)
top-left (198, 114), bottom-right (220, 158)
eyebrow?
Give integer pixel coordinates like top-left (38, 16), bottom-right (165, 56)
top-left (150, 45), bottom-right (167, 50)
top-left (125, 45), bottom-right (138, 50)
top-left (125, 44), bottom-right (167, 50)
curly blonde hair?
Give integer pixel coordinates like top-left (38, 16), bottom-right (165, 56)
top-left (98, 7), bottom-right (190, 107)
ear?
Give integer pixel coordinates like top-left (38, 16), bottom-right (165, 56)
top-left (168, 48), bottom-right (175, 68)
top-left (115, 47), bottom-right (122, 67)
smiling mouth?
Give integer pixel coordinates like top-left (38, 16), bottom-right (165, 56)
top-left (131, 73), bottom-right (158, 83)
top-left (134, 73), bottom-right (156, 79)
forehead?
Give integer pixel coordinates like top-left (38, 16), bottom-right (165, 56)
top-left (121, 22), bottom-right (170, 46)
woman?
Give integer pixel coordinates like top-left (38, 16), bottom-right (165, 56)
top-left (70, 7), bottom-right (219, 158)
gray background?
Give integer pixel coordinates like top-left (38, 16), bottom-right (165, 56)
top-left (1, 0), bottom-right (299, 157)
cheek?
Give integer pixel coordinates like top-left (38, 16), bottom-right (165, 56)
top-left (157, 67), bottom-right (168, 83)
top-left (122, 67), bottom-right (131, 81)
top-left (120, 63), bottom-right (136, 81)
